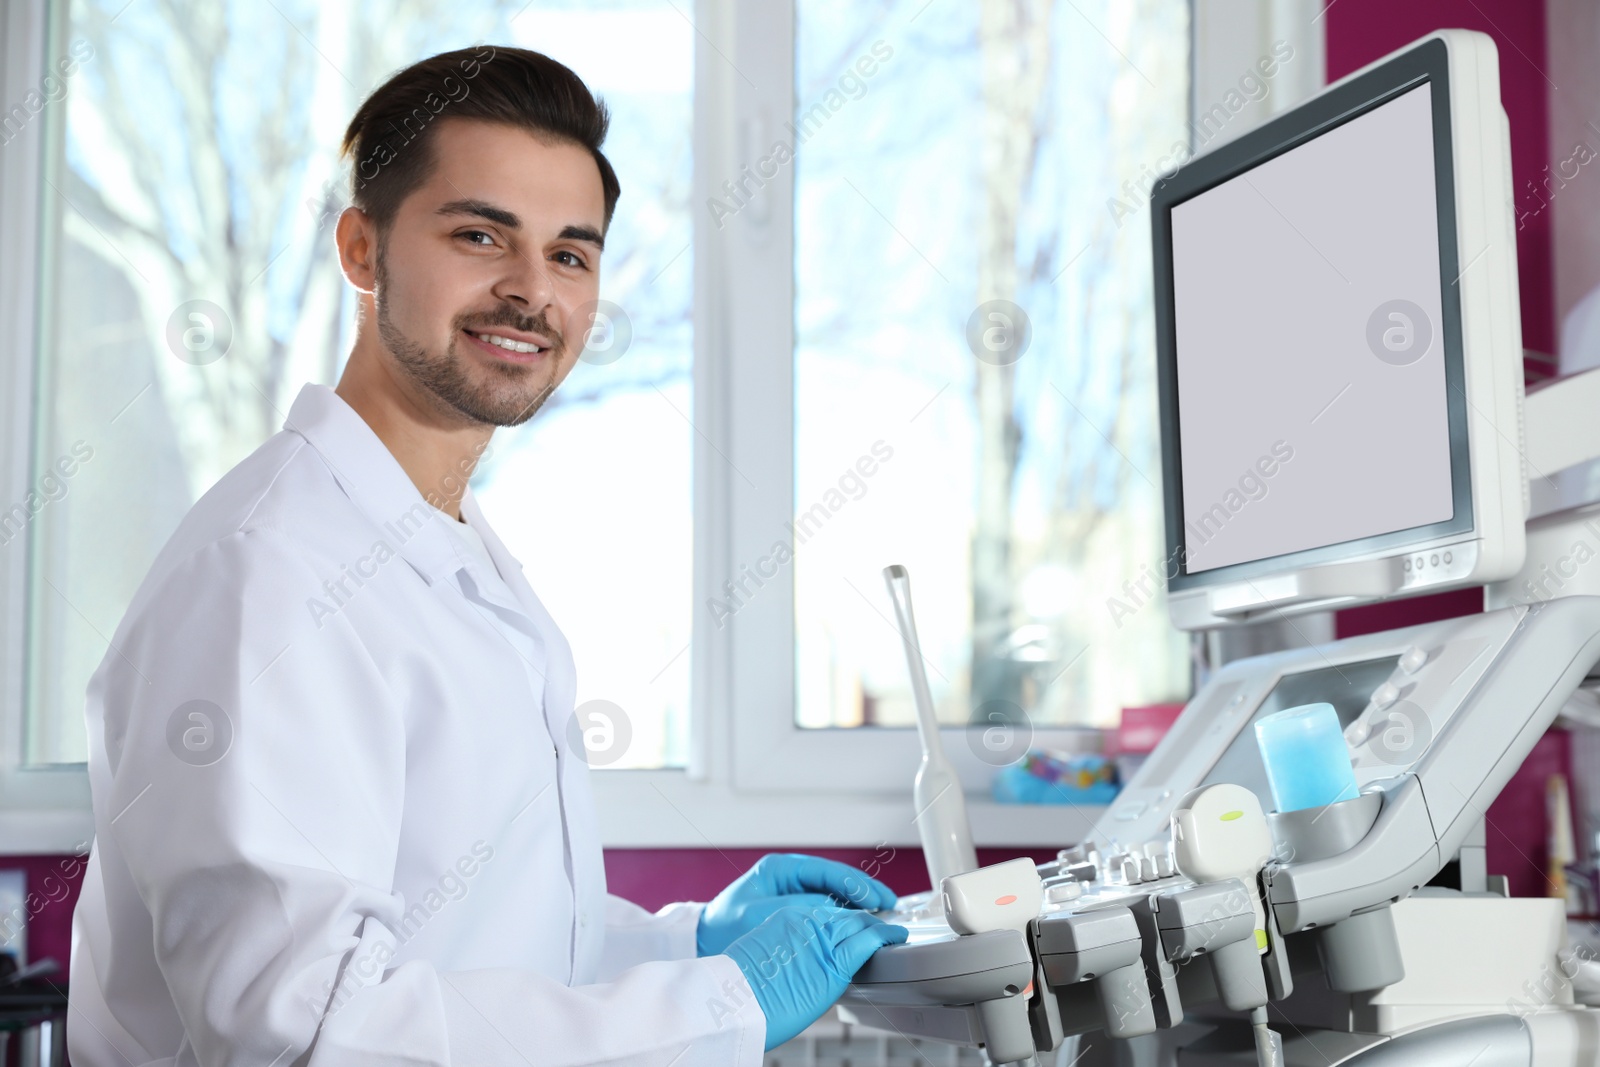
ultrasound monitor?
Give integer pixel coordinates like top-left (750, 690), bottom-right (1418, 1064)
top-left (1150, 33), bottom-right (1527, 630)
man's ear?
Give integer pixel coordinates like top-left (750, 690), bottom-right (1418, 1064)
top-left (335, 207), bottom-right (379, 293)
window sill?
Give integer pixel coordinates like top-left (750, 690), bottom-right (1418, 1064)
top-left (592, 770), bottom-right (1104, 849)
top-left (0, 776), bottom-right (1105, 855)
top-left (0, 810), bottom-right (93, 855)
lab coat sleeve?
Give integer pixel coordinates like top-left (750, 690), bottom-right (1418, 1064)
top-left (598, 895), bottom-right (705, 977)
top-left (101, 527), bottom-right (765, 1067)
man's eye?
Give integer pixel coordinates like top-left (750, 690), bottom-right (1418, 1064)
top-left (458, 230), bottom-right (495, 246)
top-left (554, 250), bottom-right (589, 269)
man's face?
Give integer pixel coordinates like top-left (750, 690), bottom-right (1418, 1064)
top-left (371, 118), bottom-right (606, 427)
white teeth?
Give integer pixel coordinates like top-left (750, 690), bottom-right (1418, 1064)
top-left (473, 331), bottom-right (544, 354)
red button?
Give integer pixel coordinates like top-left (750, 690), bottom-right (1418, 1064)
top-left (995, 894), bottom-right (1017, 905)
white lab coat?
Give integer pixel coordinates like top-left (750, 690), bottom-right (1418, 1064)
top-left (68, 383), bottom-right (766, 1066)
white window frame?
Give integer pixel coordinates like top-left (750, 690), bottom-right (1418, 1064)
top-left (0, 0), bottom-right (92, 852)
top-left (0, 0), bottom-right (1323, 852)
top-left (626, 0), bottom-right (1327, 844)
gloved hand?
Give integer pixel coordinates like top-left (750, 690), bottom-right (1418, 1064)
top-left (723, 905), bottom-right (909, 1049)
top-left (697, 853), bottom-right (898, 957)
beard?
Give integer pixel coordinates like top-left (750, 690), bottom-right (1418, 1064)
top-left (373, 244), bottom-right (566, 428)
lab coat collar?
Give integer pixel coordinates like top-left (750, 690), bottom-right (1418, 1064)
top-left (457, 486), bottom-right (572, 651)
top-left (458, 487), bottom-right (523, 575)
top-left (282, 383), bottom-right (466, 588)
top-left (453, 486), bottom-right (538, 624)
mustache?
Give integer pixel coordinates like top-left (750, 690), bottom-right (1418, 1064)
top-left (456, 308), bottom-right (563, 350)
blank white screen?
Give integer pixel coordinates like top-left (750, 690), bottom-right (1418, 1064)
top-left (1171, 83), bottom-right (1453, 575)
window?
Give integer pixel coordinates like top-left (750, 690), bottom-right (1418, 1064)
top-left (790, 0), bottom-right (1193, 734)
top-left (3, 0), bottom-right (1273, 845)
top-left (18, 0), bottom-right (693, 769)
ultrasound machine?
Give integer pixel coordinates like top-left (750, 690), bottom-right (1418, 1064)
top-left (838, 30), bottom-right (1600, 1066)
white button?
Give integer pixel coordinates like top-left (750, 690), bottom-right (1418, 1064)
top-left (941, 857), bottom-right (1045, 935)
top-left (1399, 646), bottom-right (1428, 674)
top-left (1371, 682), bottom-right (1400, 709)
top-left (1346, 719), bottom-right (1371, 746)
top-left (1047, 881), bottom-right (1083, 904)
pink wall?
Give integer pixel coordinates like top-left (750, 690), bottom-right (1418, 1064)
top-left (0, 855), bottom-right (86, 983)
top-left (26, 846), bottom-right (1053, 985)
top-left (1330, 0), bottom-right (1554, 646)
top-left (1485, 729), bottom-right (1573, 900)
top-left (605, 846), bottom-right (1050, 914)
top-left (1325, 0), bottom-right (1553, 355)
top-left (1324, 0), bottom-right (1568, 900)
top-left (1547, 0), bottom-right (1600, 328)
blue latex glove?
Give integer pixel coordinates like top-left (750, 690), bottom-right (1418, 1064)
top-left (724, 904), bottom-right (909, 1049)
top-left (697, 853), bottom-right (898, 957)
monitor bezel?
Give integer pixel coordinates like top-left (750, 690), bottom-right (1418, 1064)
top-left (1151, 38), bottom-right (1473, 593)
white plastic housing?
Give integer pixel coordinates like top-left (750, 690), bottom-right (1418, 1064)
top-left (1163, 30), bottom-right (1526, 630)
top-left (940, 857), bottom-right (1044, 936)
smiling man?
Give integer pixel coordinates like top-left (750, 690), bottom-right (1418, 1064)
top-left (69, 46), bottom-right (904, 1066)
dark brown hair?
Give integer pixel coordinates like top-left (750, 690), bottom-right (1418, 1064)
top-left (339, 45), bottom-right (620, 232)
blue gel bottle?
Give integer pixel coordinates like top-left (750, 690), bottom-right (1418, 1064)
top-left (1254, 702), bottom-right (1359, 814)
